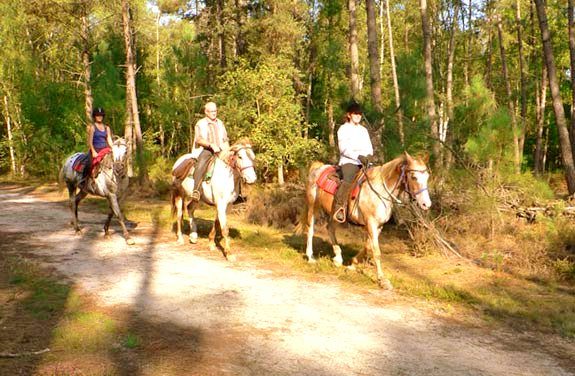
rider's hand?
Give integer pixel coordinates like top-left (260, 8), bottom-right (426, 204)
top-left (358, 155), bottom-right (369, 167)
top-left (92, 150), bottom-right (98, 158)
top-left (211, 144), bottom-right (221, 153)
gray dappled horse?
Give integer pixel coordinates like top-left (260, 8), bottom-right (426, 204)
top-left (60, 138), bottom-right (134, 245)
top-left (304, 152), bottom-right (431, 289)
top-left (171, 138), bottom-right (256, 261)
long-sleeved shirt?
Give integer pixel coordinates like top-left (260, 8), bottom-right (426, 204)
top-left (337, 122), bottom-right (373, 166)
top-left (191, 117), bottom-right (229, 158)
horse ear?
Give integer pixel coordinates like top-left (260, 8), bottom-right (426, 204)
top-left (404, 151), bottom-right (413, 162)
top-left (422, 152), bottom-right (430, 164)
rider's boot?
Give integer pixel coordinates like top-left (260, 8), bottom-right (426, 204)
top-left (191, 158), bottom-right (208, 202)
top-left (332, 181), bottom-right (352, 223)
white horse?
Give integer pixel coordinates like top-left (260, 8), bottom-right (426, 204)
top-left (59, 138), bottom-right (133, 244)
top-left (171, 138), bottom-right (256, 261)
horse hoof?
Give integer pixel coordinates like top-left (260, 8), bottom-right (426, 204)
top-left (307, 256), bottom-right (316, 264)
top-left (346, 264), bottom-right (356, 271)
top-left (227, 254), bottom-right (237, 262)
top-left (209, 244), bottom-right (217, 252)
top-left (189, 233), bottom-right (198, 244)
top-left (126, 238), bottom-right (135, 245)
top-left (332, 257), bottom-right (343, 267)
top-left (177, 238), bottom-right (185, 245)
top-left (379, 279), bottom-right (393, 290)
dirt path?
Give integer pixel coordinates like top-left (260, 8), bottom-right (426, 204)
top-left (1, 184), bottom-right (574, 376)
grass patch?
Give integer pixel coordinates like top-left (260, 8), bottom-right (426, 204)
top-left (53, 312), bottom-right (118, 352)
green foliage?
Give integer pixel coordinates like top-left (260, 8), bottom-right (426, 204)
top-left (219, 59), bottom-right (325, 180)
top-left (460, 77), bottom-right (514, 169)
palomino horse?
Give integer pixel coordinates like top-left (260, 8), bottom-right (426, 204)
top-left (304, 152), bottom-right (431, 289)
top-left (60, 138), bottom-right (133, 245)
top-left (171, 138), bottom-right (256, 261)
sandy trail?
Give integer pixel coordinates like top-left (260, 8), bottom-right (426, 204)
top-left (1, 185), bottom-right (573, 375)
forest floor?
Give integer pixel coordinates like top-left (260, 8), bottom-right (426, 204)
top-left (1, 182), bottom-right (574, 375)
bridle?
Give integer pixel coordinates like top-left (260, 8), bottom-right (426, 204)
top-left (227, 146), bottom-right (256, 175)
top-left (362, 161), bottom-right (429, 207)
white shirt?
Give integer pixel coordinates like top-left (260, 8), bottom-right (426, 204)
top-left (337, 122), bottom-right (373, 166)
top-left (191, 117), bottom-right (228, 158)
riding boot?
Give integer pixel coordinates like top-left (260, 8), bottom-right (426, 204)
top-left (191, 151), bottom-right (210, 201)
top-left (332, 181), bottom-right (353, 223)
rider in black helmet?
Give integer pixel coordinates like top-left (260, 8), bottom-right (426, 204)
top-left (80, 107), bottom-right (113, 186)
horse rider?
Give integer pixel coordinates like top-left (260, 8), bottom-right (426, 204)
top-left (332, 101), bottom-right (373, 223)
top-left (81, 107), bottom-right (114, 185)
top-left (190, 101), bottom-right (230, 201)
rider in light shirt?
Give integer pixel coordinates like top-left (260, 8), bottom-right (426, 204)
top-left (332, 102), bottom-right (373, 223)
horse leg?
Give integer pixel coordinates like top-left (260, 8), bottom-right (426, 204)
top-left (187, 201), bottom-right (198, 244)
top-left (72, 189), bottom-right (88, 234)
top-left (305, 202), bottom-right (316, 263)
top-left (174, 194), bottom-right (185, 244)
top-left (367, 221), bottom-right (392, 290)
top-left (327, 219), bottom-right (343, 267)
top-left (208, 216), bottom-right (219, 253)
top-left (107, 193), bottom-right (135, 245)
top-left (104, 210), bottom-right (113, 238)
top-left (216, 203), bottom-right (234, 261)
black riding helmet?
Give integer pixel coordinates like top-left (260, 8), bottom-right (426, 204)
top-left (92, 107), bottom-right (105, 118)
top-left (346, 101), bottom-right (362, 115)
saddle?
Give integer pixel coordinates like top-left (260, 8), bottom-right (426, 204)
top-left (316, 165), bottom-right (366, 200)
top-left (172, 157), bottom-right (196, 181)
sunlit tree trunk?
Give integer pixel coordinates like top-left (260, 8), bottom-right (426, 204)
top-left (122, 0), bottom-right (148, 183)
top-left (366, 0), bottom-right (382, 112)
top-left (420, 0), bottom-right (440, 167)
top-left (156, 11), bottom-right (164, 155)
top-left (80, 7), bottom-right (93, 126)
top-left (444, 0), bottom-right (459, 169)
top-left (569, 0), bottom-right (575, 150)
top-left (534, 65), bottom-right (547, 175)
top-left (535, 0), bottom-right (575, 194)
top-left (496, 14), bottom-right (520, 173)
top-left (385, 0), bottom-right (404, 145)
top-left (515, 0), bottom-right (527, 167)
top-left (2, 94), bottom-right (17, 175)
top-left (348, 0), bottom-right (360, 99)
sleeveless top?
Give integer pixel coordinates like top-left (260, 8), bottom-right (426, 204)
top-left (93, 125), bottom-right (108, 151)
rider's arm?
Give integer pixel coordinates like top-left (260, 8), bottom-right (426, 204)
top-left (87, 125), bottom-right (97, 157)
top-left (194, 121), bottom-right (212, 149)
top-left (106, 126), bottom-right (114, 148)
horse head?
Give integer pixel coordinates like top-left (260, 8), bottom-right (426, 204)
top-left (401, 152), bottom-right (431, 210)
top-left (228, 138), bottom-right (257, 184)
top-left (111, 138), bottom-right (128, 178)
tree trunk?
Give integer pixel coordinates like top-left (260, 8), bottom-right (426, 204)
top-left (366, 0), bottom-right (382, 112)
top-left (444, 0), bottom-right (459, 169)
top-left (534, 64), bottom-right (548, 175)
top-left (385, 0), bottom-right (404, 145)
top-left (348, 0), bottom-right (360, 99)
top-left (379, 0), bottom-right (385, 80)
top-left (420, 0), bottom-right (440, 167)
top-left (278, 162), bottom-right (284, 186)
top-left (496, 14), bottom-right (520, 173)
top-left (465, 0), bottom-right (472, 88)
top-left (156, 12), bottom-right (165, 155)
top-left (81, 10), bottom-right (93, 126)
top-left (569, 0), bottom-right (575, 150)
top-left (535, 0), bottom-right (575, 194)
top-left (234, 0), bottom-right (247, 56)
top-left (122, 0), bottom-right (148, 183)
top-left (2, 95), bottom-right (17, 176)
top-left (217, 0), bottom-right (227, 68)
top-left (515, 0), bottom-right (527, 167)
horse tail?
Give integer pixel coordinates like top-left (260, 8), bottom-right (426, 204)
top-left (58, 163), bottom-right (67, 192)
top-left (170, 181), bottom-right (183, 218)
top-left (294, 161), bottom-right (324, 234)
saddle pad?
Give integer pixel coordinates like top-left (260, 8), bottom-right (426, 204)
top-left (173, 157), bottom-right (195, 180)
top-left (316, 165), bottom-right (365, 199)
top-left (71, 153), bottom-right (88, 173)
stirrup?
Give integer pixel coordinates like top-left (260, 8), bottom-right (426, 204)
top-left (333, 207), bottom-right (346, 223)
top-left (191, 190), bottom-right (201, 201)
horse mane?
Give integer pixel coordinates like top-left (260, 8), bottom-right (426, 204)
top-left (219, 138), bottom-right (253, 161)
top-left (375, 154), bottom-right (407, 181)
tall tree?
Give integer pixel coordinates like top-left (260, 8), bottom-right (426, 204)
top-left (444, 0), bottom-right (459, 168)
top-left (496, 13), bottom-right (520, 173)
top-left (385, 0), bottom-right (404, 145)
top-left (365, 0), bottom-right (382, 112)
top-left (348, 0), bottom-right (360, 99)
top-left (420, 0), bottom-right (440, 165)
top-left (515, 0), bottom-right (527, 163)
top-left (122, 0), bottom-right (148, 183)
top-left (569, 0), bottom-right (575, 149)
top-left (534, 0), bottom-right (575, 194)
top-left (534, 64), bottom-right (548, 175)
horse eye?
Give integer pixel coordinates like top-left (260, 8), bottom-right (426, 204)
top-left (411, 175), bottom-right (418, 181)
